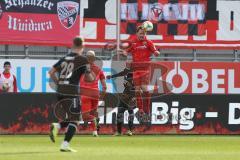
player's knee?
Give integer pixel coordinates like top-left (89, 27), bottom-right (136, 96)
top-left (82, 112), bottom-right (90, 121)
top-left (117, 113), bottom-right (124, 122)
top-left (128, 113), bottom-right (134, 121)
top-left (128, 109), bottom-right (134, 115)
top-left (135, 90), bottom-right (141, 96)
top-left (141, 86), bottom-right (148, 92)
top-left (143, 91), bottom-right (150, 97)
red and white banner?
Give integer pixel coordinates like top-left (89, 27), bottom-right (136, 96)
top-left (156, 61), bottom-right (240, 94)
top-left (0, 0), bottom-right (80, 46)
top-left (0, 0), bottom-right (240, 49)
top-left (83, 0), bottom-right (240, 49)
top-left (109, 61), bottom-right (240, 94)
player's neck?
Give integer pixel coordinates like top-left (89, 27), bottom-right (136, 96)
top-left (137, 36), bottom-right (146, 41)
top-left (3, 71), bottom-right (10, 74)
top-left (72, 47), bottom-right (83, 55)
top-left (71, 48), bottom-right (83, 55)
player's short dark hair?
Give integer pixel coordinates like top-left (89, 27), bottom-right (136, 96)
top-left (4, 61), bottom-right (11, 66)
top-left (136, 25), bottom-right (145, 33)
top-left (73, 36), bottom-right (84, 48)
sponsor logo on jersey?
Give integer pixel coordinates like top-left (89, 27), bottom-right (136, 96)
top-left (57, 1), bottom-right (79, 29)
top-left (135, 45), bottom-right (147, 49)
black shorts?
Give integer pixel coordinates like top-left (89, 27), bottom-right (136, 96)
top-left (118, 93), bottom-right (136, 110)
top-left (54, 94), bottom-right (81, 121)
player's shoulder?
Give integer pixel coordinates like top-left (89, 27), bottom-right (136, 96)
top-left (76, 55), bottom-right (88, 64)
top-left (129, 35), bottom-right (138, 42)
top-left (58, 52), bottom-right (75, 63)
top-left (145, 38), bottom-right (153, 43)
top-left (145, 39), bottom-right (155, 47)
top-left (78, 54), bottom-right (87, 60)
top-left (64, 52), bottom-right (78, 59)
top-left (66, 52), bottom-right (87, 62)
top-left (92, 63), bottom-right (102, 72)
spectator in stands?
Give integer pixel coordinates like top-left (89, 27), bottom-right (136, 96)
top-left (0, 61), bottom-right (17, 93)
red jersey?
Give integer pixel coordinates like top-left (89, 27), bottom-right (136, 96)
top-left (127, 35), bottom-right (158, 62)
top-left (80, 63), bottom-right (105, 90)
top-left (0, 72), bottom-right (17, 93)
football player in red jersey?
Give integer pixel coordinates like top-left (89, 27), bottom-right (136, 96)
top-left (0, 61), bottom-right (17, 93)
top-left (80, 50), bottom-right (107, 137)
top-left (120, 25), bottom-right (160, 122)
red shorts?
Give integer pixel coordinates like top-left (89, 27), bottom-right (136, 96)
top-left (133, 70), bottom-right (150, 86)
top-left (81, 96), bottom-right (99, 113)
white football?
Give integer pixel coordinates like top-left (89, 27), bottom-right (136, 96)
top-left (2, 83), bottom-right (9, 91)
top-left (142, 21), bottom-right (154, 31)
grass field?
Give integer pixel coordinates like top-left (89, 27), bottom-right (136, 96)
top-left (0, 135), bottom-right (240, 160)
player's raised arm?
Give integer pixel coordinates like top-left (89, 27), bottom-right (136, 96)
top-left (100, 78), bottom-right (107, 92)
top-left (148, 40), bottom-right (160, 57)
top-left (107, 68), bottom-right (130, 79)
top-left (100, 72), bottom-right (107, 98)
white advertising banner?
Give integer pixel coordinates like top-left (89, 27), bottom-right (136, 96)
top-left (1, 60), bottom-right (240, 94)
top-left (0, 59), bottom-right (114, 93)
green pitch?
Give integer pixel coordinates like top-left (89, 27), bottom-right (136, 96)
top-left (0, 135), bottom-right (240, 160)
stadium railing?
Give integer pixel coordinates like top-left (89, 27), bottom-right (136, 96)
top-left (0, 45), bottom-right (239, 62)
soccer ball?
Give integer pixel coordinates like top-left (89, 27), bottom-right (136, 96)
top-left (142, 21), bottom-right (153, 32)
top-left (2, 83), bottom-right (9, 91)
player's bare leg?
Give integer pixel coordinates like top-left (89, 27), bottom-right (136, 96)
top-left (141, 85), bottom-right (151, 113)
top-left (135, 86), bottom-right (144, 113)
top-left (82, 112), bottom-right (98, 137)
top-left (90, 109), bottom-right (99, 136)
top-left (140, 84), bottom-right (151, 125)
top-left (49, 123), bottom-right (60, 143)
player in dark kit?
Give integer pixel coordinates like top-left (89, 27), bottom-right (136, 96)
top-left (48, 36), bottom-right (95, 152)
top-left (107, 62), bottom-right (136, 136)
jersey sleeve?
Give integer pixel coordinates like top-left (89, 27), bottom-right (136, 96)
top-left (125, 35), bottom-right (136, 53)
top-left (111, 68), bottom-right (129, 78)
top-left (148, 40), bottom-right (157, 53)
top-left (13, 75), bottom-right (17, 93)
top-left (125, 44), bottom-right (133, 53)
top-left (99, 70), bottom-right (105, 80)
